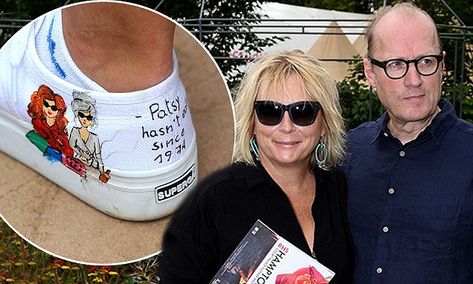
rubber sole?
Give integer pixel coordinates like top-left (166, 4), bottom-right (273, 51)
top-left (0, 109), bottom-right (198, 221)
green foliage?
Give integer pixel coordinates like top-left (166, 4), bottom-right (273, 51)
top-left (0, 0), bottom-right (285, 90)
top-left (337, 57), bottom-right (384, 130)
top-left (128, 255), bottom-right (161, 283)
top-left (157, 0), bottom-right (286, 90)
top-left (375, 0), bottom-right (472, 26)
top-left (442, 81), bottom-right (473, 122)
top-left (272, 0), bottom-right (371, 13)
top-left (0, 0), bottom-right (63, 19)
top-left (0, 0), bottom-right (69, 46)
top-left (0, 218), bottom-right (162, 283)
top-left (277, 0), bottom-right (473, 25)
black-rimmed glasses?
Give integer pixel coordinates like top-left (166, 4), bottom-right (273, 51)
top-left (254, 101), bottom-right (321, 126)
top-left (369, 54), bottom-right (443, 80)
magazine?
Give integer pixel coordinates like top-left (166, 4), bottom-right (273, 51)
top-left (210, 219), bottom-right (335, 284)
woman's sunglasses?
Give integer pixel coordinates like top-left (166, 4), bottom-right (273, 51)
top-left (78, 111), bottom-right (94, 121)
top-left (254, 101), bottom-right (321, 126)
top-left (43, 100), bottom-right (58, 111)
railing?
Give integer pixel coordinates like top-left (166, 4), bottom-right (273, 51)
top-left (1, 12), bottom-right (472, 119)
top-left (179, 17), bottom-right (473, 119)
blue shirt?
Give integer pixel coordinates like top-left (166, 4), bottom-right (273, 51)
top-left (343, 99), bottom-right (473, 283)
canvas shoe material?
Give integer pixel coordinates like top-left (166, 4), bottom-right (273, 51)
top-left (0, 14), bottom-right (198, 221)
top-left (35, 10), bottom-right (108, 92)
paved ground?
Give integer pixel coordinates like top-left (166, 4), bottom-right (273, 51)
top-left (0, 26), bottom-right (234, 264)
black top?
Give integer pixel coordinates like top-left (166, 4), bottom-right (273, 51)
top-left (158, 162), bottom-right (353, 284)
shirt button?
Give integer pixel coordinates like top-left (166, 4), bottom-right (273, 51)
top-left (399, 150), bottom-right (406, 157)
top-left (388, 187), bottom-right (395, 195)
top-left (376, 267), bottom-right (383, 274)
top-left (382, 226), bottom-right (389, 233)
top-left (383, 132), bottom-right (388, 137)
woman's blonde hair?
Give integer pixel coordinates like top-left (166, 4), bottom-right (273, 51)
top-left (233, 50), bottom-right (346, 170)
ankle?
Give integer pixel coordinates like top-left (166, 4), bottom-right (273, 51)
top-left (61, 2), bottom-right (175, 92)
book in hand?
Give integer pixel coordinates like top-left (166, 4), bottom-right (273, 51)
top-left (210, 219), bottom-right (335, 284)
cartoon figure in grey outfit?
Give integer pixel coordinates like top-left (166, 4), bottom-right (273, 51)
top-left (69, 91), bottom-right (110, 183)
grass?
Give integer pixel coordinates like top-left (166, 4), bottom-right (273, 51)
top-left (0, 219), bottom-right (161, 283)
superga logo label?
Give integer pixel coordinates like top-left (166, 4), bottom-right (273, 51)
top-left (155, 165), bottom-right (196, 203)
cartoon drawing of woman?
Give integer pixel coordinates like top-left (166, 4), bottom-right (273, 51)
top-left (69, 91), bottom-right (110, 182)
top-left (27, 85), bottom-right (74, 157)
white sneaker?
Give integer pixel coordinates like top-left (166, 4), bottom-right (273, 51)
top-left (0, 11), bottom-right (198, 221)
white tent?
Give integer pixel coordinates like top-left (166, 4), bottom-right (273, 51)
top-left (353, 32), bottom-right (367, 56)
top-left (253, 2), bottom-right (372, 80)
top-left (307, 21), bottom-right (358, 81)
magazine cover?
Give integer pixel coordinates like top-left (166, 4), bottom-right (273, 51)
top-left (210, 220), bottom-right (335, 284)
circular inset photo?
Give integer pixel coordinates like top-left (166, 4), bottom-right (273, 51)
top-left (0, 1), bottom-right (234, 264)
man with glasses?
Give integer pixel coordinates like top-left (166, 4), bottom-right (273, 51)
top-left (343, 2), bottom-right (473, 283)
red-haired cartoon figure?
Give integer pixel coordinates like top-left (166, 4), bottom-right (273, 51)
top-left (27, 85), bottom-right (74, 157)
top-left (26, 85), bottom-right (87, 177)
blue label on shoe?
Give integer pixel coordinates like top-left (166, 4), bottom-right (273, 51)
top-left (155, 164), bottom-right (197, 203)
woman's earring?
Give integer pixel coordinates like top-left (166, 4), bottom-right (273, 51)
top-left (250, 136), bottom-right (260, 161)
top-left (314, 139), bottom-right (327, 168)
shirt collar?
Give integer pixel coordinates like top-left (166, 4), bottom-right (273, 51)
top-left (244, 161), bottom-right (270, 190)
top-left (371, 99), bottom-right (457, 145)
top-left (424, 99), bottom-right (457, 144)
top-left (370, 112), bottom-right (390, 144)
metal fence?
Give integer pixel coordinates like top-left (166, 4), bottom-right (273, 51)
top-left (180, 17), bottom-right (472, 113)
top-left (1, 7), bottom-right (472, 120)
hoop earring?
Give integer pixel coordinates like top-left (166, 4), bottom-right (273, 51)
top-left (314, 139), bottom-right (327, 168)
top-left (250, 136), bottom-right (260, 161)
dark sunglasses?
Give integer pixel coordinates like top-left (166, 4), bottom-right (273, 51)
top-left (78, 111), bottom-right (93, 121)
top-left (254, 101), bottom-right (321, 126)
top-left (43, 100), bottom-right (58, 111)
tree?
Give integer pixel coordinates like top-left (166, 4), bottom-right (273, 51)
top-left (272, 0), bottom-right (371, 13)
top-left (158, 0), bottom-right (285, 90)
top-left (337, 57), bottom-right (384, 130)
top-left (273, 0), bottom-right (473, 22)
top-left (1, 0), bottom-right (471, 113)
top-left (0, 0), bottom-right (285, 90)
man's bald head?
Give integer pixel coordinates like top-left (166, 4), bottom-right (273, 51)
top-left (365, 2), bottom-right (442, 57)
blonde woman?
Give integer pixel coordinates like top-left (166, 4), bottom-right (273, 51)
top-left (69, 91), bottom-right (106, 173)
top-left (159, 50), bottom-right (353, 283)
